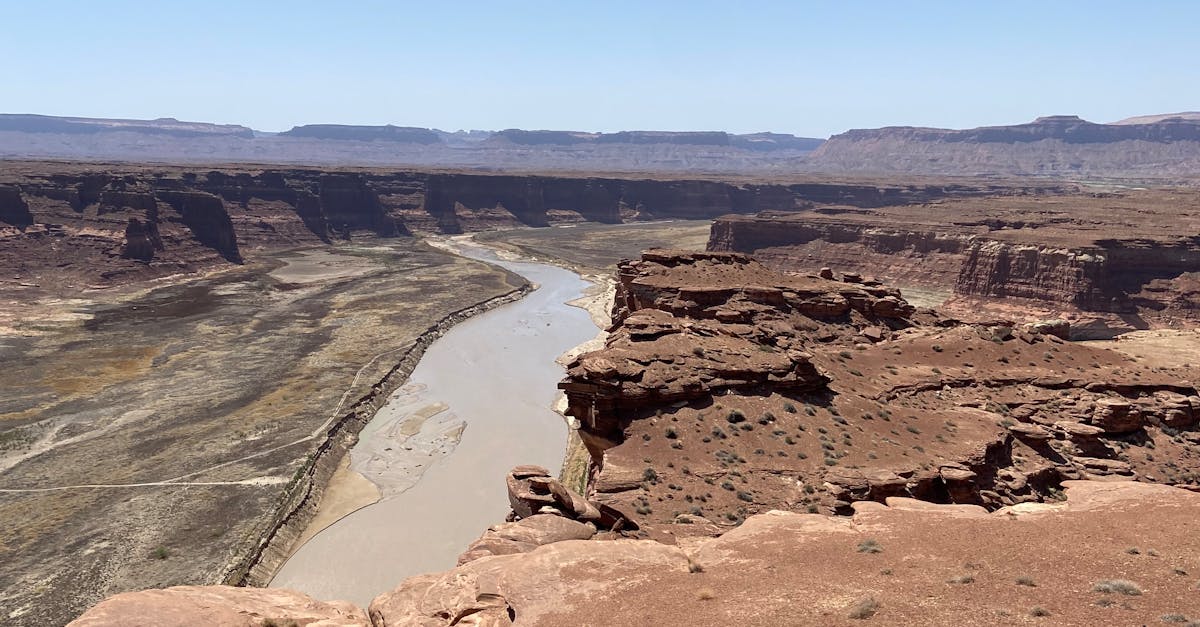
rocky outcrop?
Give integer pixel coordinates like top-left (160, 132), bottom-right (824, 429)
top-left (120, 218), bottom-right (162, 261)
top-left (157, 190), bottom-right (241, 262)
top-left (458, 465), bottom-right (639, 565)
top-left (72, 481), bottom-right (1200, 626)
top-left (0, 184), bottom-right (33, 228)
top-left (560, 250), bottom-right (1200, 530)
top-left (564, 251), bottom-right (921, 456)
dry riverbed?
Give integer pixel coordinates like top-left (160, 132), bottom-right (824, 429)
top-left (0, 238), bottom-right (524, 626)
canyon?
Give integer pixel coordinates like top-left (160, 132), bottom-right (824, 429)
top-left (6, 159), bottom-right (1200, 626)
top-left (0, 161), bottom-right (1048, 297)
top-left (67, 247), bottom-right (1200, 626)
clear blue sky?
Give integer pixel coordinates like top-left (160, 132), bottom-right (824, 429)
top-left (4, 1), bottom-right (1197, 137)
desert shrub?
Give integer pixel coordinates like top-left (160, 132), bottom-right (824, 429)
top-left (1093, 579), bottom-right (1142, 595)
top-left (857, 539), bottom-right (883, 554)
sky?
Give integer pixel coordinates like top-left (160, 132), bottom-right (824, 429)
top-left (4, 1), bottom-right (1198, 137)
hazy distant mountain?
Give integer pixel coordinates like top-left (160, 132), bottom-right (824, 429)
top-left (1111, 112), bottom-right (1200, 125)
top-left (2, 112), bottom-right (1199, 179)
top-left (0, 114), bottom-right (822, 174)
top-left (0, 114), bottom-right (254, 138)
top-left (278, 124), bottom-right (442, 143)
top-left (809, 115), bottom-right (1200, 179)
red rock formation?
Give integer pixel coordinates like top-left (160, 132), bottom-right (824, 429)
top-left (560, 250), bottom-right (1200, 530)
top-left (708, 189), bottom-right (1200, 332)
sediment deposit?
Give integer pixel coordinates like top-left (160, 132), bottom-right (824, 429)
top-left (0, 240), bottom-right (528, 626)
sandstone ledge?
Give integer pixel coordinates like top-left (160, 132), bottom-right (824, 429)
top-left (73, 481), bottom-right (1200, 626)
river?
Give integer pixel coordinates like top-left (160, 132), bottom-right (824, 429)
top-left (269, 237), bottom-right (599, 606)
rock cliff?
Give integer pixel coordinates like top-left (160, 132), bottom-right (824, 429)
top-left (0, 163), bottom-right (1018, 288)
top-left (708, 188), bottom-right (1200, 332)
top-left (560, 250), bottom-right (1200, 529)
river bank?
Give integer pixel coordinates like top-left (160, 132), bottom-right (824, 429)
top-left (269, 237), bottom-right (601, 606)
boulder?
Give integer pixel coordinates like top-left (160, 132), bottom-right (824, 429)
top-left (506, 466), bottom-right (632, 530)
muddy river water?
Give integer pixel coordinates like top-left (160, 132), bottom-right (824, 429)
top-left (270, 238), bottom-right (598, 606)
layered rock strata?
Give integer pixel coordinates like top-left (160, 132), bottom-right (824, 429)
top-left (708, 188), bottom-right (1200, 331)
top-left (810, 114), bottom-right (1200, 178)
top-left (0, 163), bottom-right (1051, 289)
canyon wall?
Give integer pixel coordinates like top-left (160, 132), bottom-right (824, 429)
top-left (708, 195), bottom-right (1200, 329)
top-left (0, 164), bottom-right (1018, 287)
